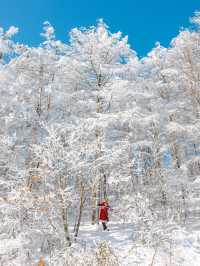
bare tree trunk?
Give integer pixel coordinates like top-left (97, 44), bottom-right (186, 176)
top-left (171, 142), bottom-right (181, 168)
top-left (47, 94), bottom-right (51, 111)
top-left (47, 73), bottom-right (54, 112)
top-left (74, 205), bottom-right (83, 238)
top-left (74, 179), bottom-right (86, 238)
top-left (58, 175), bottom-right (71, 246)
top-left (36, 65), bottom-right (44, 116)
top-left (91, 183), bottom-right (97, 225)
top-left (91, 94), bottom-right (103, 223)
top-left (60, 196), bottom-right (71, 246)
top-left (103, 173), bottom-right (107, 199)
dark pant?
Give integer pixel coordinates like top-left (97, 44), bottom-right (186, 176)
top-left (102, 222), bottom-right (107, 230)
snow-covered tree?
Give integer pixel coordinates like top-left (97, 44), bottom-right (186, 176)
top-left (1, 10), bottom-right (200, 266)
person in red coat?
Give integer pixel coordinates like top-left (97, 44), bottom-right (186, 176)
top-left (98, 199), bottom-right (111, 231)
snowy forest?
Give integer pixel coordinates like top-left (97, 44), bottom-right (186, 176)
top-left (1, 10), bottom-right (200, 266)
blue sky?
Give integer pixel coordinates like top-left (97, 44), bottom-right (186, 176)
top-left (0, 0), bottom-right (199, 57)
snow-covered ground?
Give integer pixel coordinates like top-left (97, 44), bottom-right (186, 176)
top-left (77, 222), bottom-right (133, 250)
top-left (74, 222), bottom-right (200, 266)
top-left (1, 221), bottom-right (199, 265)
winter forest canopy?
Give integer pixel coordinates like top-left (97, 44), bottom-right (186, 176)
top-left (1, 10), bottom-right (200, 266)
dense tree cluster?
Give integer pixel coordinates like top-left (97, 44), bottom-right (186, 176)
top-left (0, 11), bottom-right (200, 266)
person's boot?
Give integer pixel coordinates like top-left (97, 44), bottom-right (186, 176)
top-left (102, 222), bottom-right (107, 230)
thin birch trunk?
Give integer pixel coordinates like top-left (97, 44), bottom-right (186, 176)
top-left (60, 196), bottom-right (71, 246)
top-left (91, 183), bottom-right (97, 225)
top-left (58, 175), bottom-right (71, 246)
top-left (74, 179), bottom-right (86, 237)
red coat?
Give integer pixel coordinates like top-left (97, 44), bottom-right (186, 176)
top-left (98, 202), bottom-right (109, 221)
